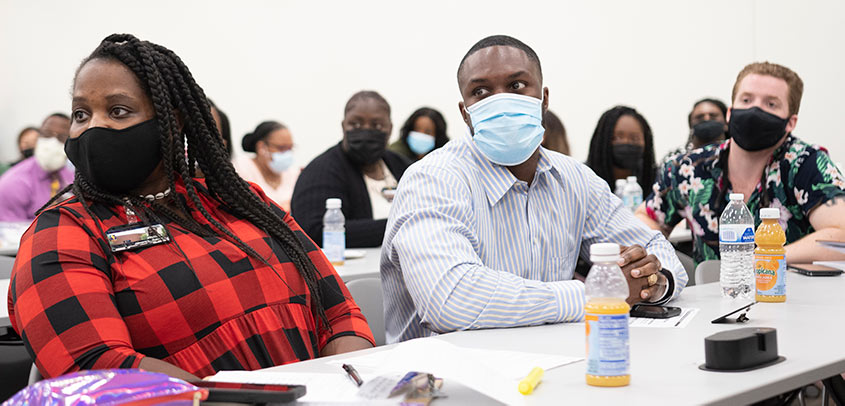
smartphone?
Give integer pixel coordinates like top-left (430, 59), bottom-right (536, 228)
top-left (194, 381), bottom-right (306, 403)
top-left (630, 304), bottom-right (681, 319)
top-left (789, 263), bottom-right (843, 277)
top-left (711, 301), bottom-right (755, 324)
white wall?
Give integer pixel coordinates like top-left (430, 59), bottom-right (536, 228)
top-left (1, 0), bottom-right (843, 166)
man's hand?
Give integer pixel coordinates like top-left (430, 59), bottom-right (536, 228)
top-left (618, 245), bottom-right (667, 305)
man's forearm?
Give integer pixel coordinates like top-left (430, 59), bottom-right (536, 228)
top-left (634, 203), bottom-right (664, 234)
top-left (785, 227), bottom-right (845, 264)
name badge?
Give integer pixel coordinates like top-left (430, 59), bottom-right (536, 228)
top-left (106, 223), bottom-right (170, 253)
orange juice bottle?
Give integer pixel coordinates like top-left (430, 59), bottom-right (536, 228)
top-left (755, 208), bottom-right (786, 302)
top-left (584, 243), bottom-right (631, 387)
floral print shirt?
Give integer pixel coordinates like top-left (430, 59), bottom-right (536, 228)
top-left (645, 135), bottom-right (845, 264)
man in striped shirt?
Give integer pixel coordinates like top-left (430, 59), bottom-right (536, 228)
top-left (381, 35), bottom-right (688, 343)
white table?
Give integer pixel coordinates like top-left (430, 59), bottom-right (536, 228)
top-left (333, 248), bottom-right (382, 283)
top-left (0, 279), bottom-right (10, 328)
top-left (260, 273), bottom-right (845, 405)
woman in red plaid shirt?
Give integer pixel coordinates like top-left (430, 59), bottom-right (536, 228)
top-left (8, 34), bottom-right (374, 381)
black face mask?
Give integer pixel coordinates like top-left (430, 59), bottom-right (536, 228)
top-left (729, 107), bottom-right (789, 151)
top-left (344, 128), bottom-right (387, 166)
top-left (21, 148), bottom-right (34, 159)
top-left (65, 119), bottom-right (162, 194)
top-left (691, 120), bottom-right (726, 143)
top-left (611, 144), bottom-right (644, 171)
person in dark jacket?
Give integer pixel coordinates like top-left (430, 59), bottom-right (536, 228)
top-left (291, 91), bottom-right (410, 247)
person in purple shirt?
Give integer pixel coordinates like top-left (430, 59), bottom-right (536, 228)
top-left (0, 113), bottom-right (74, 221)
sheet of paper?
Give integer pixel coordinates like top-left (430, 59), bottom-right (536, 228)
top-left (207, 370), bottom-right (395, 404)
top-left (817, 240), bottom-right (845, 255)
top-left (0, 279), bottom-right (9, 319)
top-left (629, 307), bottom-right (698, 328)
top-left (813, 260), bottom-right (845, 271)
top-left (328, 337), bottom-right (582, 404)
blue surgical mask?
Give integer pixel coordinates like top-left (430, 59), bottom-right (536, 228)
top-left (407, 131), bottom-right (435, 155)
top-left (268, 150), bottom-right (294, 173)
top-left (466, 93), bottom-right (544, 166)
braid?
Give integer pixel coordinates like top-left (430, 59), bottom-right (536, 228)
top-left (62, 34), bottom-right (331, 329)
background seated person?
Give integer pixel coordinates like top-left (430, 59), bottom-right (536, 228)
top-left (661, 98), bottom-right (728, 163)
top-left (233, 121), bottom-right (300, 211)
top-left (9, 34), bottom-right (373, 382)
top-left (291, 91), bottom-right (410, 248)
top-left (541, 109), bottom-right (570, 155)
top-left (0, 113), bottom-right (73, 221)
top-left (586, 105), bottom-right (657, 200)
top-left (389, 107), bottom-right (450, 162)
top-left (637, 62), bottom-right (845, 264)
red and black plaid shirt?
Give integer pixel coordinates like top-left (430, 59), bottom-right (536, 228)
top-left (8, 179), bottom-right (373, 378)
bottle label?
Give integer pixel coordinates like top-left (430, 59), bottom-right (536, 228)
top-left (719, 224), bottom-right (755, 243)
top-left (585, 313), bottom-right (629, 376)
top-left (322, 231), bottom-right (345, 263)
top-left (755, 254), bottom-right (786, 296)
top-left (622, 194), bottom-right (642, 210)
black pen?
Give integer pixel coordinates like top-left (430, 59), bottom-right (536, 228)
top-left (342, 363), bottom-right (363, 387)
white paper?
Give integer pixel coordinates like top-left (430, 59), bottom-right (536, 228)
top-left (328, 337), bottom-right (582, 404)
top-left (0, 279), bottom-right (9, 320)
top-left (207, 370), bottom-right (394, 404)
top-left (817, 240), bottom-right (845, 255)
top-left (813, 260), bottom-right (845, 271)
top-left (629, 307), bottom-right (698, 328)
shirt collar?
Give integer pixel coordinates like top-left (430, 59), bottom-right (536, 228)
top-left (464, 135), bottom-right (555, 206)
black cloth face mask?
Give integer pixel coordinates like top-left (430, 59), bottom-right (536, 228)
top-left (691, 120), bottom-right (726, 143)
top-left (344, 128), bottom-right (387, 166)
top-left (729, 107), bottom-right (789, 151)
top-left (611, 144), bottom-right (644, 171)
top-left (65, 119), bottom-right (163, 194)
top-left (21, 148), bottom-right (34, 159)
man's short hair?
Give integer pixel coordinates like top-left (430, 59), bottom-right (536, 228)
top-left (457, 35), bottom-right (542, 83)
top-left (731, 62), bottom-right (803, 116)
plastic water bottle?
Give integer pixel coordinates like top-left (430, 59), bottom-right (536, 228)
top-left (718, 193), bottom-right (755, 300)
top-left (585, 243), bottom-right (630, 387)
top-left (622, 176), bottom-right (643, 211)
top-left (322, 198), bottom-right (345, 266)
top-left (614, 179), bottom-right (627, 198)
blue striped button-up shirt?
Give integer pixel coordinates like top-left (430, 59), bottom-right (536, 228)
top-left (380, 135), bottom-right (688, 343)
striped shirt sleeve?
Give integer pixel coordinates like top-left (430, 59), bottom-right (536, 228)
top-left (389, 166), bottom-right (585, 334)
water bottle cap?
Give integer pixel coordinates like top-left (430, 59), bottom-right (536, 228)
top-left (590, 243), bottom-right (620, 262)
top-left (729, 193), bottom-right (744, 201)
top-left (626, 176), bottom-right (637, 182)
top-left (325, 198), bottom-right (342, 209)
top-left (760, 208), bottom-right (780, 219)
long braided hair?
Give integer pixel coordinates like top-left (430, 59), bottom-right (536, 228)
top-left (585, 105), bottom-right (656, 194)
top-left (45, 34), bottom-right (330, 328)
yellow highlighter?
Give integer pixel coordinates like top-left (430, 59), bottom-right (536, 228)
top-left (518, 367), bottom-right (544, 395)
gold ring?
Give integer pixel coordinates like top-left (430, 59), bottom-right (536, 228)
top-left (647, 273), bottom-right (658, 286)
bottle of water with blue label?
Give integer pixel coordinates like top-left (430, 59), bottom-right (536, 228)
top-left (718, 193), bottom-right (755, 299)
top-left (322, 198), bottom-right (345, 266)
top-left (622, 176), bottom-right (643, 211)
top-left (585, 243), bottom-right (630, 387)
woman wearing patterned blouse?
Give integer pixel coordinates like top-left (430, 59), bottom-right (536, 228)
top-left (8, 34), bottom-right (373, 381)
top-left (637, 62), bottom-right (845, 264)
